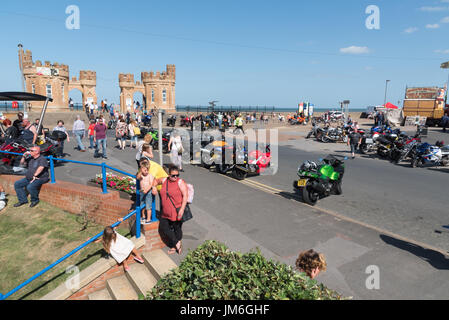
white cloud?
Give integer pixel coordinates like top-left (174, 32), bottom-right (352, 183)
top-left (339, 46), bottom-right (370, 55)
top-left (441, 16), bottom-right (449, 23)
top-left (426, 23), bottom-right (440, 29)
top-left (435, 49), bottom-right (449, 54)
top-left (419, 6), bottom-right (449, 12)
top-left (365, 66), bottom-right (374, 71)
top-left (404, 27), bottom-right (419, 33)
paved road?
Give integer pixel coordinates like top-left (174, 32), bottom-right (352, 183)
top-left (50, 128), bottom-right (449, 299)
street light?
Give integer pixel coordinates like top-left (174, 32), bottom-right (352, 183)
top-left (441, 62), bottom-right (449, 104)
top-left (384, 80), bottom-right (391, 107)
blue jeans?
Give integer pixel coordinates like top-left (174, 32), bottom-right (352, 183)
top-left (14, 177), bottom-right (48, 203)
top-left (74, 130), bottom-right (85, 151)
top-left (89, 135), bottom-right (96, 148)
top-left (96, 138), bottom-right (107, 158)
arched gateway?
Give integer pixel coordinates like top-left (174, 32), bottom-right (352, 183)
top-left (18, 45), bottom-right (97, 110)
top-left (119, 65), bottom-right (176, 113)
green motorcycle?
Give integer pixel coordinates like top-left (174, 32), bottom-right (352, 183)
top-left (293, 155), bottom-right (346, 206)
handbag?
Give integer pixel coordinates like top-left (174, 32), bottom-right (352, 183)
top-left (165, 180), bottom-right (193, 222)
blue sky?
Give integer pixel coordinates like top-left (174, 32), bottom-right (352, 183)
top-left (1, 0), bottom-right (448, 109)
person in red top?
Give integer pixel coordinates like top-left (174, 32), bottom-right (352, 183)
top-left (153, 165), bottom-right (188, 255)
top-left (88, 119), bottom-right (96, 149)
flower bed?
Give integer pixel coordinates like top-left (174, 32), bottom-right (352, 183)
top-left (91, 172), bottom-right (137, 194)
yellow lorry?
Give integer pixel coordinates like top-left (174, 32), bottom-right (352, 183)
top-left (402, 86), bottom-right (447, 126)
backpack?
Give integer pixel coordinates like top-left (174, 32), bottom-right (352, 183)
top-left (179, 179), bottom-right (194, 203)
top-left (134, 126), bottom-right (141, 136)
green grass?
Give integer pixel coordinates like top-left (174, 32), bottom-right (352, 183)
top-left (0, 197), bottom-right (131, 300)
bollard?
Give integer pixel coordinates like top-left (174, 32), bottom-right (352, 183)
top-left (101, 163), bottom-right (108, 194)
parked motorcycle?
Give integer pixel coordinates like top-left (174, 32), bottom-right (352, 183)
top-left (316, 126), bottom-right (347, 143)
top-left (180, 115), bottom-right (192, 127)
top-left (166, 115), bottom-right (177, 127)
top-left (293, 155), bottom-right (346, 206)
top-left (410, 141), bottom-right (449, 168)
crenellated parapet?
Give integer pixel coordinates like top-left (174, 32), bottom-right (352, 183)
top-left (119, 64), bottom-right (176, 113)
top-left (18, 46), bottom-right (97, 109)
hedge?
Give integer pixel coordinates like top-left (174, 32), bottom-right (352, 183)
top-left (146, 240), bottom-right (344, 300)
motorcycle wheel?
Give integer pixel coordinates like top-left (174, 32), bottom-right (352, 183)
top-left (377, 148), bottom-right (387, 158)
top-left (302, 184), bottom-right (319, 206)
top-left (216, 163), bottom-right (227, 174)
top-left (411, 157), bottom-right (420, 168)
top-left (232, 167), bottom-right (248, 180)
top-left (333, 181), bottom-right (343, 195)
top-left (360, 144), bottom-right (369, 154)
top-left (321, 135), bottom-right (330, 143)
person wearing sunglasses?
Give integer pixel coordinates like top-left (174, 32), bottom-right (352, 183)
top-left (153, 165), bottom-right (188, 255)
top-left (13, 145), bottom-right (50, 208)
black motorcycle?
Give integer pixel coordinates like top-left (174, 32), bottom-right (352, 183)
top-left (166, 115), bottom-right (177, 127)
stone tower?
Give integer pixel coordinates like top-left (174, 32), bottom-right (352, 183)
top-left (119, 64), bottom-right (176, 113)
top-left (18, 45), bottom-right (97, 110)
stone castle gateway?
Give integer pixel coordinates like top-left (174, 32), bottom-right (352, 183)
top-left (18, 45), bottom-right (175, 112)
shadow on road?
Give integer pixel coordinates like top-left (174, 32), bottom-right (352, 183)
top-left (380, 234), bottom-right (449, 270)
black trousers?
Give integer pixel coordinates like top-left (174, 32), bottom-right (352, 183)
top-left (159, 217), bottom-right (183, 249)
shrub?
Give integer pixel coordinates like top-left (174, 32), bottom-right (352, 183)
top-left (146, 240), bottom-right (344, 300)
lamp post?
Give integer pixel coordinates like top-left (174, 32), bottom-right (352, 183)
top-left (383, 80), bottom-right (391, 107)
top-left (441, 62), bottom-right (449, 105)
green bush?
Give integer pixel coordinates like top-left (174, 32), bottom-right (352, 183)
top-left (146, 240), bottom-right (344, 300)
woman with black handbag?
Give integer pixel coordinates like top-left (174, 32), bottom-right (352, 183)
top-left (153, 165), bottom-right (189, 255)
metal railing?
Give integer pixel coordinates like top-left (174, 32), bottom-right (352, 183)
top-left (0, 150), bottom-right (157, 300)
top-left (176, 105), bottom-right (276, 114)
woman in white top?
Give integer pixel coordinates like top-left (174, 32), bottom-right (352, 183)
top-left (128, 120), bottom-right (138, 148)
top-left (93, 218), bottom-right (144, 271)
top-left (168, 130), bottom-right (183, 171)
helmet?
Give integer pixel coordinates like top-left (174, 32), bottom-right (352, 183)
top-left (300, 160), bottom-right (317, 172)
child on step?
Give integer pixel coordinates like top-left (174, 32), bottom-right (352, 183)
top-left (93, 218), bottom-right (144, 271)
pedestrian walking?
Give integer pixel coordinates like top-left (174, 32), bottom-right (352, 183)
top-left (88, 119), bottom-right (96, 149)
top-left (348, 129), bottom-right (362, 159)
top-left (128, 120), bottom-right (139, 148)
top-left (441, 114), bottom-right (449, 132)
top-left (295, 249), bottom-right (327, 279)
top-left (115, 116), bottom-right (128, 150)
top-left (153, 165), bottom-right (189, 255)
top-left (92, 218), bottom-right (145, 271)
top-left (168, 130), bottom-right (183, 171)
top-left (72, 115), bottom-right (86, 152)
top-left (94, 118), bottom-right (108, 159)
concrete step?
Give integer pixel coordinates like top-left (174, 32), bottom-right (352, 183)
top-left (126, 262), bottom-right (158, 298)
top-left (143, 249), bottom-right (178, 280)
top-left (106, 275), bottom-right (138, 300)
top-left (88, 289), bottom-right (113, 300)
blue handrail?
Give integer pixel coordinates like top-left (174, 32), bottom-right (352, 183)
top-left (0, 150), bottom-right (158, 300)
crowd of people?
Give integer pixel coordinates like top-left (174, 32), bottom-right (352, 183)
top-left (0, 106), bottom-right (329, 285)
